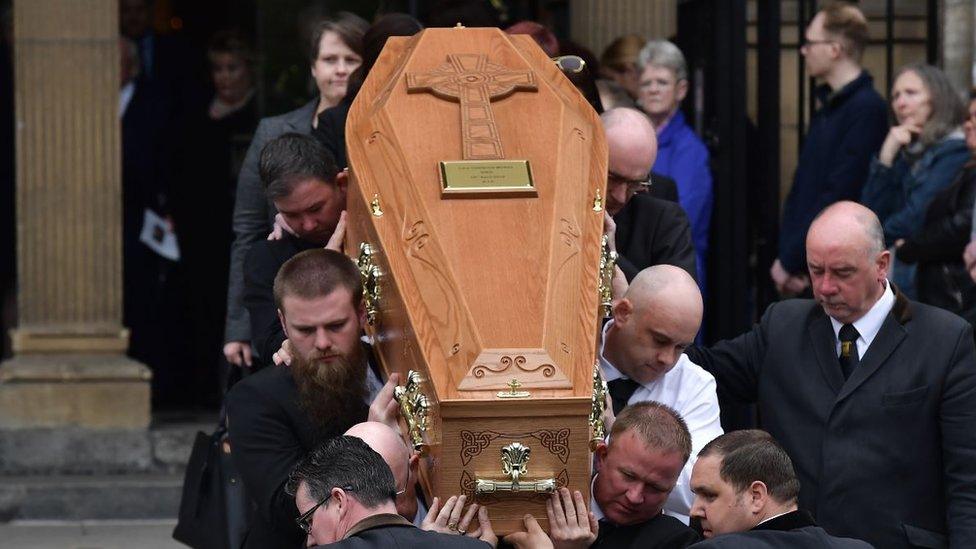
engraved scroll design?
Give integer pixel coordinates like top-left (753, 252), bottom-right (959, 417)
top-left (403, 218), bottom-right (464, 358)
top-left (472, 355), bottom-right (556, 379)
top-left (461, 469), bottom-right (569, 501)
top-left (459, 429), bottom-right (571, 465)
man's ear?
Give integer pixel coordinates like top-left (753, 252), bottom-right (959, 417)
top-left (357, 300), bottom-right (367, 328)
top-left (877, 249), bottom-right (891, 283)
top-left (335, 170), bottom-right (349, 194)
top-left (675, 78), bottom-right (689, 103)
top-left (408, 452), bottom-right (420, 472)
top-left (278, 309), bottom-right (288, 337)
top-left (593, 441), bottom-right (609, 473)
top-left (612, 298), bottom-right (633, 325)
top-left (334, 487), bottom-right (350, 518)
top-left (747, 480), bottom-right (769, 515)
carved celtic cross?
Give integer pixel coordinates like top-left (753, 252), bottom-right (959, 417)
top-left (406, 53), bottom-right (537, 160)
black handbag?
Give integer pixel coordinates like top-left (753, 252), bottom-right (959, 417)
top-left (173, 417), bottom-right (248, 549)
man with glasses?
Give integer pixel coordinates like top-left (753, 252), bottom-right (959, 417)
top-left (602, 107), bottom-right (697, 283)
top-left (287, 436), bottom-right (494, 548)
top-left (771, 1), bottom-right (887, 297)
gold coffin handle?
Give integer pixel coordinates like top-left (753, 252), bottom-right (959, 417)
top-left (598, 234), bottom-right (617, 318)
top-left (357, 242), bottom-right (382, 325)
top-left (588, 362), bottom-right (608, 451)
top-left (474, 442), bottom-right (556, 495)
top-left (394, 370), bottom-right (429, 455)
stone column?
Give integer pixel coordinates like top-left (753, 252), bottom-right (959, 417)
top-left (569, 0), bottom-right (676, 60)
top-left (943, 0), bottom-right (975, 94)
top-left (0, 0), bottom-right (151, 429)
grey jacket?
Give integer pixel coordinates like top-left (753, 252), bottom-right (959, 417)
top-left (224, 99), bottom-right (318, 344)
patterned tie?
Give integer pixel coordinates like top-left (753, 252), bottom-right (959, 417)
top-left (838, 323), bottom-right (860, 380)
top-left (607, 378), bottom-right (641, 415)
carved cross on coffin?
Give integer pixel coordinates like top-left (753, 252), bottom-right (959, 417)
top-left (406, 53), bottom-right (537, 160)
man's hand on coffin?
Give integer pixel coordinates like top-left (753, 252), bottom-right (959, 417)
top-left (267, 213), bottom-right (297, 241)
top-left (368, 372), bottom-right (400, 430)
top-left (271, 339), bottom-right (293, 366)
top-left (324, 210), bottom-right (347, 252)
top-left (502, 513), bottom-right (553, 549)
top-left (546, 488), bottom-right (598, 549)
top-left (223, 340), bottom-right (253, 367)
top-left (422, 496), bottom-right (478, 535)
top-left (603, 212), bottom-right (617, 252)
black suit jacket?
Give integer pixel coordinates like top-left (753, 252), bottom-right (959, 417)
top-left (648, 172), bottom-right (679, 202)
top-left (613, 193), bottom-right (697, 282)
top-left (243, 232), bottom-right (320, 369)
top-left (593, 513), bottom-right (700, 549)
top-left (226, 365), bottom-right (368, 549)
top-left (685, 291), bottom-right (976, 549)
top-left (690, 510), bottom-right (873, 548)
top-left (313, 514), bottom-right (489, 549)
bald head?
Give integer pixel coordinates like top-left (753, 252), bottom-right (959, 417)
top-left (625, 264), bottom-right (703, 322)
top-left (605, 265), bottom-right (702, 384)
top-left (344, 422), bottom-right (410, 488)
top-left (808, 201), bottom-right (885, 257)
top-left (602, 108), bottom-right (658, 176)
top-left (805, 201), bottom-right (889, 324)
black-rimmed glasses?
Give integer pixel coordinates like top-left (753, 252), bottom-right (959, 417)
top-left (608, 171), bottom-right (653, 192)
top-left (296, 486), bottom-right (355, 534)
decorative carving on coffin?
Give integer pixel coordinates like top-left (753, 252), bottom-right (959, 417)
top-left (459, 428), bottom-right (571, 465)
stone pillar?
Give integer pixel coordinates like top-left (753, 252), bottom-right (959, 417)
top-left (569, 0), bottom-right (676, 60)
top-left (0, 0), bottom-right (151, 429)
top-left (943, 0), bottom-right (975, 93)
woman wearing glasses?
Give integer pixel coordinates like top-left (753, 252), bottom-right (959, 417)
top-left (636, 40), bottom-right (712, 293)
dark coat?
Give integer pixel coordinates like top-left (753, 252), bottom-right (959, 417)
top-left (226, 99), bottom-right (318, 344)
top-left (613, 192), bottom-right (697, 282)
top-left (896, 164), bottom-right (976, 323)
top-left (312, 514), bottom-right (489, 549)
top-left (778, 71), bottom-right (888, 275)
top-left (592, 513), bottom-right (700, 549)
top-left (648, 172), bottom-right (679, 203)
top-left (312, 96), bottom-right (352, 170)
top-left (685, 291), bottom-right (976, 549)
top-left (243, 232), bottom-right (319, 369)
top-left (690, 510), bottom-right (873, 548)
top-left (226, 365), bottom-right (368, 549)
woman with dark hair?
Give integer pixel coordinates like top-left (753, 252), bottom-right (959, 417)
top-left (169, 30), bottom-right (260, 406)
top-left (222, 13), bottom-right (367, 370)
top-left (895, 90), bottom-right (976, 325)
top-left (313, 13), bottom-right (424, 169)
top-left (862, 63), bottom-right (970, 297)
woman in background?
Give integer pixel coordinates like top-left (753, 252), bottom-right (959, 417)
top-left (637, 39), bottom-right (712, 293)
top-left (862, 63), bottom-right (969, 298)
top-left (895, 90), bottom-right (976, 325)
top-left (222, 13), bottom-right (367, 370)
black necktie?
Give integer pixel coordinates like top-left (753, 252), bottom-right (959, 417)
top-left (594, 518), bottom-right (616, 546)
top-left (607, 378), bottom-right (641, 416)
top-left (838, 323), bottom-right (860, 380)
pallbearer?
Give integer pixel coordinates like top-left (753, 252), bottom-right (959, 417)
top-left (345, 26), bottom-right (609, 534)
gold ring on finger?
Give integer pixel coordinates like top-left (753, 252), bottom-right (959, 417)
top-left (448, 521), bottom-right (458, 530)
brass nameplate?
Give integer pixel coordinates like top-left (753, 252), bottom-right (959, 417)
top-left (439, 160), bottom-right (535, 197)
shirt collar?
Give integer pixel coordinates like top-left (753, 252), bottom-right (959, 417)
top-left (343, 513), bottom-right (413, 539)
top-left (598, 321), bottom-right (624, 382)
top-left (828, 279), bottom-right (894, 348)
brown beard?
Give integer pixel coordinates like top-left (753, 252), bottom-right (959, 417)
top-left (290, 343), bottom-right (368, 434)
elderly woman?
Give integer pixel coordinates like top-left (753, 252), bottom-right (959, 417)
top-left (862, 63), bottom-right (969, 298)
top-left (637, 39), bottom-right (712, 290)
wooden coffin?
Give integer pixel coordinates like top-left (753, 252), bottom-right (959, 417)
top-left (345, 27), bottom-right (608, 534)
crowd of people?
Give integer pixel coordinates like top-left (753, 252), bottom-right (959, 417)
top-left (114, 0), bottom-right (976, 547)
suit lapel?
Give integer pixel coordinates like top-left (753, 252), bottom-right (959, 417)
top-left (836, 312), bottom-right (906, 402)
top-left (284, 99), bottom-right (317, 133)
top-left (808, 310), bottom-right (844, 394)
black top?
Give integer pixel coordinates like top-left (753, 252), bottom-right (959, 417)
top-left (312, 513), bottom-right (489, 549)
top-left (613, 192), bottom-right (697, 282)
top-left (592, 513), bottom-right (700, 549)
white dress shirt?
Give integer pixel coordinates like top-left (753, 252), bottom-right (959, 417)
top-left (828, 280), bottom-right (895, 361)
top-left (599, 322), bottom-right (724, 523)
